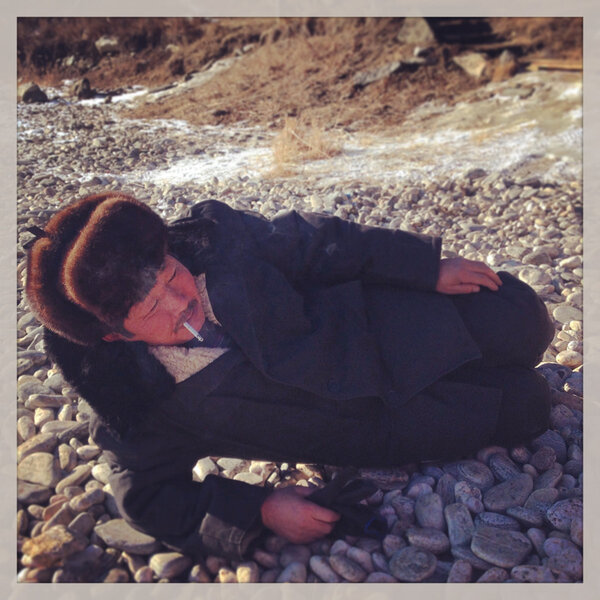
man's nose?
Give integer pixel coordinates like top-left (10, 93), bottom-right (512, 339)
top-left (163, 286), bottom-right (188, 312)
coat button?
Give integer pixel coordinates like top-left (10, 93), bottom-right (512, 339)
top-left (327, 380), bottom-right (340, 393)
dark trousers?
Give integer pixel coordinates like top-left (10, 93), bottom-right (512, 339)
top-left (447, 271), bottom-right (555, 446)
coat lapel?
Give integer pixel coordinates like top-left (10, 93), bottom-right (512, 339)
top-left (204, 265), bottom-right (265, 371)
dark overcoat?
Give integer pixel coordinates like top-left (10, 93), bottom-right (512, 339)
top-left (44, 200), bottom-right (503, 559)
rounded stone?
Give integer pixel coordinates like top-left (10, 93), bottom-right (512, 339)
top-left (471, 526), bottom-right (532, 568)
top-left (382, 534), bottom-right (405, 558)
top-left (236, 561), bottom-right (260, 583)
top-left (488, 453), bottom-right (521, 482)
top-left (543, 538), bottom-right (582, 580)
top-left (505, 506), bottom-right (544, 527)
top-left (414, 492), bottom-right (444, 530)
top-left (510, 565), bottom-right (555, 583)
top-left (365, 572), bottom-right (398, 583)
top-left (545, 497), bottom-right (582, 532)
top-left (447, 559), bottom-right (472, 583)
top-left (534, 464), bottom-right (564, 490)
top-left (389, 546), bottom-right (437, 582)
top-left (483, 473), bottom-right (533, 512)
top-left (17, 452), bottom-right (61, 487)
top-left (93, 519), bottom-right (162, 554)
top-left (476, 567), bottom-right (509, 583)
top-left (570, 516), bottom-right (583, 546)
top-left (444, 503), bottom-right (474, 547)
top-left (473, 512), bottom-right (520, 531)
top-left (406, 527), bottom-right (450, 555)
top-left (556, 350), bottom-right (583, 368)
top-left (346, 546), bottom-right (374, 573)
top-left (455, 460), bottom-right (495, 491)
top-left (280, 544), bottom-right (311, 567)
top-left (524, 487), bottom-right (559, 515)
top-left (309, 556), bottom-right (341, 583)
top-left (328, 554), bottom-right (366, 583)
top-left (552, 305), bottom-right (582, 324)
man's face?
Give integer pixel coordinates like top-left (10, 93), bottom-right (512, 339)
top-left (104, 255), bottom-right (205, 346)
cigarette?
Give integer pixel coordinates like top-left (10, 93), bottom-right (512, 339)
top-left (183, 321), bottom-right (204, 342)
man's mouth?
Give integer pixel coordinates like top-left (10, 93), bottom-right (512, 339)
top-left (178, 300), bottom-right (198, 331)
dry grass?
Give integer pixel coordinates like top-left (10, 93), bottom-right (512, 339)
top-left (266, 116), bottom-right (344, 178)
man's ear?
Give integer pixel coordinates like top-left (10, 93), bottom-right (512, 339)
top-left (102, 332), bottom-right (127, 342)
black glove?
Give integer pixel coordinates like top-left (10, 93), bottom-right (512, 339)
top-left (308, 468), bottom-right (388, 540)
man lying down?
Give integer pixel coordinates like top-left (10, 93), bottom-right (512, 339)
top-left (25, 192), bottom-right (554, 559)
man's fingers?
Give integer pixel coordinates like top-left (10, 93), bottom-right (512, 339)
top-left (467, 260), bottom-right (503, 286)
top-left (292, 486), bottom-right (341, 522)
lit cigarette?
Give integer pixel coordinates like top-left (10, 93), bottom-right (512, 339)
top-left (183, 321), bottom-right (204, 342)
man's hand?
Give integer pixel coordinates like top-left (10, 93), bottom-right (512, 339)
top-left (435, 257), bottom-right (503, 295)
top-left (260, 486), bottom-right (340, 544)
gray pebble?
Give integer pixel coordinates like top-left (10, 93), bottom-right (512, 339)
top-left (534, 464), bottom-right (563, 490)
top-left (382, 534), bottom-right (406, 558)
top-left (543, 537), bottom-right (582, 580)
top-left (414, 492), bottom-right (444, 530)
top-left (389, 546), bottom-right (437, 582)
top-left (17, 452), bottom-right (61, 487)
top-left (474, 511), bottom-right (520, 531)
top-left (511, 565), bottom-right (555, 582)
top-left (328, 554), bottom-right (366, 582)
top-left (435, 473), bottom-right (457, 505)
top-left (371, 551), bottom-right (389, 573)
top-left (346, 546), bottom-right (374, 573)
top-left (483, 473), bottom-right (533, 511)
top-left (406, 527), bottom-right (450, 554)
top-left (488, 452), bottom-right (522, 481)
top-left (476, 566), bottom-right (509, 582)
top-left (365, 571), bottom-right (398, 583)
top-left (446, 559), bottom-right (472, 582)
top-left (17, 432), bottom-right (57, 463)
top-left (149, 552), bottom-right (192, 579)
top-left (471, 526), bottom-right (532, 568)
top-left (93, 519), bottom-right (162, 554)
top-left (455, 460), bottom-right (495, 491)
top-left (236, 561), bottom-right (260, 583)
top-left (280, 544), bottom-right (311, 567)
top-left (55, 465), bottom-right (93, 494)
top-left (545, 497), bottom-right (582, 531)
top-left (444, 503), bottom-right (474, 546)
top-left (308, 556), bottom-right (341, 583)
top-left (524, 487), bottom-right (559, 515)
top-left (505, 506), bottom-right (545, 527)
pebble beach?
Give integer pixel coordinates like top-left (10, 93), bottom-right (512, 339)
top-left (16, 69), bottom-right (583, 583)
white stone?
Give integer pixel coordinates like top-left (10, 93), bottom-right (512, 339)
top-left (192, 457), bottom-right (218, 481)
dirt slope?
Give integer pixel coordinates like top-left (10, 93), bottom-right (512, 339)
top-left (17, 17), bottom-right (582, 130)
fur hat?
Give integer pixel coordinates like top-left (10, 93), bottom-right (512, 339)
top-left (26, 192), bottom-right (168, 346)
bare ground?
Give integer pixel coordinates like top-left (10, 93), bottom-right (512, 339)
top-left (17, 17), bottom-right (582, 131)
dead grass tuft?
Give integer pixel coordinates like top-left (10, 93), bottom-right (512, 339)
top-left (266, 116), bottom-right (344, 177)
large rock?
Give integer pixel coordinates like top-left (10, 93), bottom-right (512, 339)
top-left (483, 474), bottom-right (533, 511)
top-left (396, 18), bottom-right (436, 45)
top-left (17, 452), bottom-right (61, 487)
top-left (149, 552), bottom-right (192, 579)
top-left (20, 83), bottom-right (49, 103)
top-left (93, 519), bottom-right (162, 554)
top-left (471, 526), bottom-right (532, 568)
top-left (389, 546), bottom-right (437, 582)
top-left (17, 432), bottom-right (58, 463)
top-left (453, 53), bottom-right (488, 79)
top-left (94, 35), bottom-right (120, 55)
top-left (21, 525), bottom-right (87, 568)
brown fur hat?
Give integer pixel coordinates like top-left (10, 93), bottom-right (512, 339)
top-left (26, 192), bottom-right (168, 346)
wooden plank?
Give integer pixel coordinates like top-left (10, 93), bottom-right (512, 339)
top-left (469, 37), bottom-right (535, 51)
top-left (524, 58), bottom-right (582, 71)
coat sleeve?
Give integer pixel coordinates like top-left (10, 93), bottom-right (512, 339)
top-left (92, 416), bottom-right (271, 560)
top-left (195, 200), bottom-right (442, 291)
